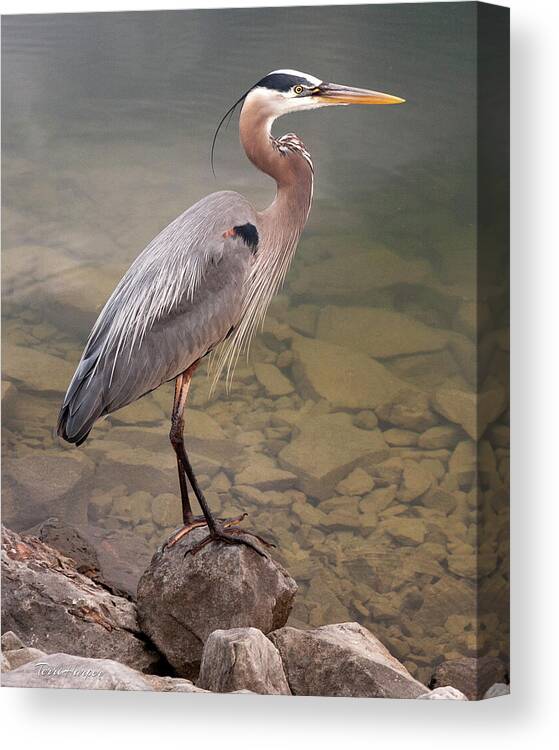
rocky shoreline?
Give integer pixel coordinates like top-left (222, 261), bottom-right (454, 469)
top-left (1, 524), bottom-right (508, 699)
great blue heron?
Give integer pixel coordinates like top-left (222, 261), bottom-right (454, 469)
top-left (58, 69), bottom-right (404, 555)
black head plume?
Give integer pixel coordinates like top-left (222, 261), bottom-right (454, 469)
top-left (210, 86), bottom-right (252, 177)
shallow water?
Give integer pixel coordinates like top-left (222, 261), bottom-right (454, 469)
top-left (2, 5), bottom-right (508, 684)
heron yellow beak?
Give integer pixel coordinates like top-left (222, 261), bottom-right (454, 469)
top-left (316, 82), bottom-right (405, 105)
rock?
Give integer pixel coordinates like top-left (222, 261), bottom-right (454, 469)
top-left (286, 304), bottom-right (319, 336)
top-left (1, 379), bottom-right (17, 406)
top-left (383, 428), bottom-right (419, 447)
top-left (354, 410), bottom-right (379, 430)
top-left (151, 493), bottom-right (183, 528)
top-left (335, 468), bottom-right (375, 496)
top-left (418, 425), bottom-right (463, 449)
top-left (2, 245), bottom-right (77, 301)
top-left (4, 646), bottom-right (47, 670)
top-left (254, 363), bottom-right (294, 396)
top-left (1, 653), bottom-right (208, 692)
top-left (290, 246), bottom-right (430, 300)
top-left (418, 686), bottom-right (468, 700)
top-left (111, 490), bottom-right (153, 524)
top-left (291, 336), bottom-right (409, 410)
top-left (24, 519), bottom-right (153, 598)
top-left (432, 379), bottom-right (508, 440)
top-left (235, 454), bottom-right (296, 491)
top-left (399, 461), bottom-right (433, 502)
top-left (387, 349), bottom-right (460, 389)
top-left (1, 630), bottom-right (24, 651)
top-left (188, 410), bottom-right (227, 440)
top-left (197, 627), bottom-right (290, 695)
top-left (421, 488), bottom-right (458, 515)
top-left (3, 451), bottom-right (94, 528)
top-left (39, 263), bottom-right (125, 337)
top-left (1, 526), bottom-right (160, 672)
top-left (1, 652), bottom-right (11, 672)
top-left (137, 527), bottom-right (297, 678)
top-left (484, 682), bottom-right (510, 699)
top-left (111, 395), bottom-right (165, 426)
top-left (24, 518), bottom-right (101, 579)
top-left (75, 524), bottom-right (155, 599)
top-left (317, 306), bottom-right (449, 359)
top-left (269, 622), bottom-right (429, 698)
top-left (448, 440), bottom-right (476, 488)
top-left (419, 577), bottom-right (476, 631)
top-left (2, 343), bottom-right (76, 392)
top-left (447, 552), bottom-right (477, 579)
top-left (382, 518), bottom-right (426, 546)
top-left (376, 388), bottom-right (439, 431)
top-left (279, 413), bottom-right (388, 499)
top-left (430, 656), bottom-right (508, 700)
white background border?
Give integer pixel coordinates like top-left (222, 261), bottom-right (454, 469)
top-left (1, 0), bottom-right (557, 746)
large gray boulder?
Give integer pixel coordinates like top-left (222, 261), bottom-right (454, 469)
top-left (1, 526), bottom-right (161, 673)
top-left (137, 527), bottom-right (297, 679)
top-left (1, 653), bottom-right (208, 692)
top-left (198, 627), bottom-right (290, 695)
top-left (269, 622), bottom-right (429, 699)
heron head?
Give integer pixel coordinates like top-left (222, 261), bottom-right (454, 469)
top-left (211, 69), bottom-right (404, 174)
top-left (246, 69), bottom-right (405, 117)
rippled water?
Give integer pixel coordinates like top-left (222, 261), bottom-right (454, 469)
top-left (2, 5), bottom-right (508, 684)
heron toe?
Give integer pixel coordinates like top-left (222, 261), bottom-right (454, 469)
top-left (165, 513), bottom-right (249, 549)
top-left (184, 524), bottom-right (274, 559)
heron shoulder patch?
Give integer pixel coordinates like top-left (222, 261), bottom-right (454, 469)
top-left (223, 223), bottom-right (259, 254)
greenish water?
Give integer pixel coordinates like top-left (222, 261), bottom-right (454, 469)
top-left (2, 5), bottom-right (508, 685)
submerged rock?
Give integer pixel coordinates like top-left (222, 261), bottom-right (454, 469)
top-left (376, 388), bottom-right (439, 431)
top-left (291, 336), bottom-right (408, 410)
top-left (432, 379), bottom-right (508, 440)
top-left (1, 526), bottom-right (161, 673)
top-left (316, 306), bottom-right (449, 359)
top-left (2, 343), bottom-right (76, 393)
top-left (269, 622), bottom-right (429, 698)
top-left (254, 362), bottom-right (294, 396)
top-left (1, 652), bottom-right (208, 692)
top-left (198, 627), bottom-right (290, 694)
top-left (290, 246), bottom-right (430, 300)
top-left (279, 412), bottom-right (388, 499)
top-left (3, 451), bottom-right (95, 528)
top-left (137, 527), bottom-right (297, 679)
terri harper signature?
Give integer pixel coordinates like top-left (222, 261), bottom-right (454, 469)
top-left (34, 662), bottom-right (104, 679)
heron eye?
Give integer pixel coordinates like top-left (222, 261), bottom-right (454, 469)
top-left (293, 85), bottom-right (304, 95)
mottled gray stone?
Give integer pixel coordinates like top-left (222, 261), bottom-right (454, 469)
top-left (137, 527), bottom-right (297, 679)
top-left (269, 622), bottom-right (429, 698)
top-left (198, 627), bottom-right (290, 695)
top-left (3, 646), bottom-right (47, 671)
top-left (1, 653), bottom-right (208, 692)
top-left (1, 526), bottom-right (161, 673)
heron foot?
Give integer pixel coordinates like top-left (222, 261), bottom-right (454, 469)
top-left (165, 513), bottom-right (247, 549)
top-left (184, 524), bottom-right (275, 559)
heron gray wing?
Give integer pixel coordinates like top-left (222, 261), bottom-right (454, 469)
top-left (58, 190), bottom-right (259, 443)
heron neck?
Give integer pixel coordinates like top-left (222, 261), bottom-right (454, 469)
top-left (239, 100), bottom-right (313, 243)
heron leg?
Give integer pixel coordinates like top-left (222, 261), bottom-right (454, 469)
top-left (167, 365), bottom-right (273, 557)
top-left (169, 369), bottom-right (197, 526)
